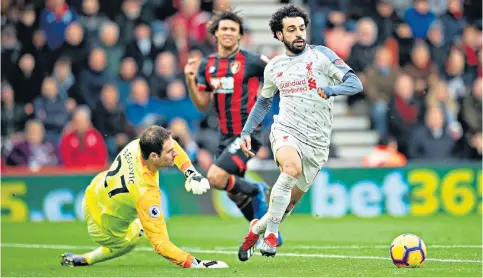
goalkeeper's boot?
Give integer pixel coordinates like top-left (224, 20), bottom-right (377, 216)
top-left (260, 233), bottom-right (278, 257)
top-left (193, 259), bottom-right (229, 268)
top-left (251, 182), bottom-right (268, 219)
top-left (60, 253), bottom-right (89, 267)
top-left (238, 219), bottom-right (260, 262)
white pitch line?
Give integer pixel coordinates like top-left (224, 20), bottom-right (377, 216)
top-left (215, 244), bottom-right (483, 250)
top-left (1, 243), bottom-right (481, 264)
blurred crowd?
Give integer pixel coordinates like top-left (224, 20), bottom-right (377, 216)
top-left (1, 0), bottom-right (482, 171)
top-left (303, 0), bottom-right (482, 165)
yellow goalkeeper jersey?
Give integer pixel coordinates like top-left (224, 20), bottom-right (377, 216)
top-left (84, 138), bottom-right (192, 240)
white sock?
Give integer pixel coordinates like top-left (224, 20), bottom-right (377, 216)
top-left (253, 208), bottom-right (294, 235)
top-left (264, 173), bottom-right (297, 238)
top-left (252, 214), bottom-right (269, 234)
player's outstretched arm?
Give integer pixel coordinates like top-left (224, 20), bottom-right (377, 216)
top-left (173, 140), bottom-right (210, 195)
top-left (136, 189), bottom-right (228, 268)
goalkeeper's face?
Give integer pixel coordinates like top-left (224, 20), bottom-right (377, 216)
top-left (156, 138), bottom-right (178, 167)
top-left (279, 17), bottom-right (307, 55)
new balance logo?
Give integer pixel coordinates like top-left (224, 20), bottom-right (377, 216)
top-left (276, 72), bottom-right (283, 78)
top-left (308, 78), bottom-right (317, 90)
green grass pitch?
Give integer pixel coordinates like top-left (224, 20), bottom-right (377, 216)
top-left (1, 215), bottom-right (482, 277)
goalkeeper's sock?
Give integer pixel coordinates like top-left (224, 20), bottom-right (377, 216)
top-left (264, 173), bottom-right (297, 237)
top-left (225, 175), bottom-right (259, 197)
top-left (84, 245), bottom-right (135, 265)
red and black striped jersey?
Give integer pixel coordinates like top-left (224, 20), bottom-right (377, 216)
top-left (196, 49), bottom-right (268, 136)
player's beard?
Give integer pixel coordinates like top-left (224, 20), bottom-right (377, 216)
top-left (283, 37), bottom-right (306, 54)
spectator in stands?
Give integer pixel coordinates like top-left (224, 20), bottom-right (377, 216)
top-left (34, 77), bottom-right (73, 142)
top-left (149, 51), bottom-right (179, 99)
top-left (1, 82), bottom-right (32, 139)
top-left (169, 15), bottom-right (208, 68)
top-left (93, 84), bottom-right (132, 159)
top-left (125, 78), bottom-right (164, 127)
top-left (426, 81), bottom-right (459, 125)
top-left (59, 105), bottom-right (107, 168)
top-left (348, 17), bottom-right (378, 74)
top-left (96, 21), bottom-right (124, 76)
top-left (78, 0), bottom-right (108, 41)
top-left (442, 48), bottom-right (467, 100)
top-left (373, 0), bottom-right (401, 44)
top-left (5, 119), bottom-right (59, 167)
top-left (404, 0), bottom-right (436, 39)
top-left (60, 22), bottom-right (90, 76)
top-left (117, 57), bottom-right (138, 105)
top-left (1, 25), bottom-right (22, 81)
top-left (79, 47), bottom-right (114, 109)
top-left (426, 21), bottom-right (450, 69)
top-left (461, 77), bottom-right (482, 140)
top-left (347, 17), bottom-right (378, 107)
top-left (52, 56), bottom-right (79, 102)
top-left (168, 0), bottom-right (210, 45)
top-left (169, 118), bottom-right (198, 161)
top-left (323, 11), bottom-right (355, 60)
top-left (165, 79), bottom-right (203, 130)
top-left (40, 0), bottom-right (77, 50)
top-left (115, 0), bottom-right (142, 46)
top-left (403, 42), bottom-right (439, 97)
top-left (387, 74), bottom-right (422, 155)
top-left (460, 25), bottom-right (481, 84)
top-left (8, 53), bottom-right (45, 104)
top-left (125, 21), bottom-right (161, 77)
top-left (478, 48), bottom-right (482, 78)
top-left (386, 20), bottom-right (415, 67)
top-left (409, 106), bottom-right (455, 160)
top-left (440, 0), bottom-right (466, 46)
top-left (307, 0), bottom-right (348, 45)
top-left (364, 46), bottom-right (399, 136)
top-left (362, 136), bottom-right (407, 167)
top-left (30, 29), bottom-right (56, 74)
top-left (17, 4), bottom-right (38, 51)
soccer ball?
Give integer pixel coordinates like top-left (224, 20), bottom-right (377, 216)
top-left (390, 233), bottom-right (427, 268)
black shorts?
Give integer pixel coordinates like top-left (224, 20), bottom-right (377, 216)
top-left (214, 130), bottom-right (263, 176)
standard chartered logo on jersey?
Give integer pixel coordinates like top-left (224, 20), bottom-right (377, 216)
top-left (311, 167), bottom-right (482, 217)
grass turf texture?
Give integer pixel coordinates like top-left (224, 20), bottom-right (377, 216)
top-left (1, 215), bottom-right (482, 277)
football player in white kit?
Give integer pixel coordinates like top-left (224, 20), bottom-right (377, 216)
top-left (237, 4), bottom-right (363, 261)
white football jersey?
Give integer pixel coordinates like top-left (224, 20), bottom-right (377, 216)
top-left (260, 45), bottom-right (352, 148)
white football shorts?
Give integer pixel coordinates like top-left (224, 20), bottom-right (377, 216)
top-left (269, 125), bottom-right (329, 192)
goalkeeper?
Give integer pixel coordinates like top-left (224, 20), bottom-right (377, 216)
top-left (61, 125), bottom-right (227, 268)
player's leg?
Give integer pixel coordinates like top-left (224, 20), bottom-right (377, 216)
top-left (252, 185), bottom-right (306, 235)
top-left (82, 219), bottom-right (144, 265)
top-left (61, 200), bottom-right (144, 267)
top-left (255, 144), bottom-right (328, 233)
top-left (258, 145), bottom-right (302, 257)
top-left (208, 136), bottom-right (268, 221)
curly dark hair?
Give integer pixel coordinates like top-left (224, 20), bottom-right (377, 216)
top-left (207, 9), bottom-right (244, 36)
top-left (269, 4), bottom-right (310, 39)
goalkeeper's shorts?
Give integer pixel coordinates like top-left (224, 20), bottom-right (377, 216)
top-left (83, 199), bottom-right (143, 250)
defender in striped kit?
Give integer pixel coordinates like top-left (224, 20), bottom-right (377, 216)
top-left (184, 9), bottom-right (275, 240)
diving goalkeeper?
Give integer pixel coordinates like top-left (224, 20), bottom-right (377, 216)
top-left (61, 125), bottom-right (228, 268)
